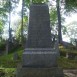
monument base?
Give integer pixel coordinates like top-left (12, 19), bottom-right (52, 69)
top-left (16, 66), bottom-right (64, 77)
top-left (22, 48), bottom-right (59, 67)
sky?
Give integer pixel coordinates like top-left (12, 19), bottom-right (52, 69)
top-left (2, 0), bottom-right (77, 42)
top-left (11, 0), bottom-right (22, 23)
top-left (64, 13), bottom-right (77, 25)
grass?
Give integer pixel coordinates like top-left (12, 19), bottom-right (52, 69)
top-left (58, 56), bottom-right (77, 69)
top-left (59, 46), bottom-right (77, 69)
top-left (0, 68), bottom-right (16, 77)
top-left (0, 47), bottom-right (23, 68)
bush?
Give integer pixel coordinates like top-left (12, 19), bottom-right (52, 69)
top-left (58, 56), bottom-right (77, 69)
top-left (0, 69), bottom-right (5, 77)
top-left (0, 68), bottom-right (16, 77)
top-left (0, 48), bottom-right (23, 68)
top-left (0, 41), bottom-right (6, 51)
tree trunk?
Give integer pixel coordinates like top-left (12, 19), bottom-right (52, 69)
top-left (21, 0), bottom-right (24, 47)
top-left (56, 0), bottom-right (62, 44)
top-left (6, 0), bottom-right (12, 54)
top-left (9, 0), bottom-right (12, 42)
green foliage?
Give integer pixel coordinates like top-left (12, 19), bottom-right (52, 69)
top-left (4, 68), bottom-right (16, 77)
top-left (0, 48), bottom-right (23, 68)
top-left (59, 45), bottom-right (77, 54)
top-left (15, 16), bottom-right (28, 41)
top-left (0, 0), bottom-right (7, 13)
top-left (0, 68), bottom-right (16, 77)
top-left (24, 0), bottom-right (30, 8)
top-left (0, 39), bottom-right (6, 51)
top-left (24, 0), bottom-right (48, 8)
top-left (0, 20), bottom-right (3, 34)
top-left (0, 19), bottom-right (3, 41)
top-left (58, 45), bottom-right (77, 68)
top-left (0, 0), bottom-right (19, 24)
top-left (32, 0), bottom-right (48, 3)
top-left (0, 1), bottom-right (10, 39)
top-left (65, 0), bottom-right (77, 12)
top-left (66, 21), bottom-right (77, 41)
top-left (50, 8), bottom-right (57, 26)
top-left (62, 26), bottom-right (67, 35)
top-left (15, 24), bottom-right (21, 41)
top-left (58, 56), bottom-right (77, 69)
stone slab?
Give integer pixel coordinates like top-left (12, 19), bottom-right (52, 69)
top-left (16, 67), bottom-right (64, 77)
top-left (22, 48), bottom-right (59, 67)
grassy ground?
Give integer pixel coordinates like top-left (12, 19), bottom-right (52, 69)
top-left (58, 56), bottom-right (77, 69)
top-left (0, 68), bottom-right (16, 77)
top-left (59, 45), bottom-right (77, 69)
top-left (0, 48), bottom-right (23, 68)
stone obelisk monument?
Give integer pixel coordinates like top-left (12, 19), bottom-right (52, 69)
top-left (16, 3), bottom-right (64, 77)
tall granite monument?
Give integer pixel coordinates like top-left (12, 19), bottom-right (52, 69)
top-left (26, 3), bottom-right (52, 48)
top-left (16, 3), bottom-right (64, 77)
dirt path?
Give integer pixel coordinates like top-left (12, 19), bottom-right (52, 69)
top-left (63, 69), bottom-right (77, 77)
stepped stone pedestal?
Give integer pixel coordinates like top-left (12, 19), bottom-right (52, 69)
top-left (22, 48), bottom-right (58, 67)
top-left (16, 67), bottom-right (64, 77)
top-left (16, 3), bottom-right (64, 77)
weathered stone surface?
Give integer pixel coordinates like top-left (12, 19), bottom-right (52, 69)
top-left (16, 66), bottom-right (64, 77)
top-left (26, 3), bottom-right (52, 48)
top-left (22, 48), bottom-right (59, 67)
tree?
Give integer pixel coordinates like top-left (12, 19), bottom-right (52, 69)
top-left (55, 0), bottom-right (77, 44)
top-left (0, 0), bottom-right (8, 41)
top-left (56, 0), bottom-right (62, 44)
top-left (24, 0), bottom-right (48, 8)
top-left (0, 0), bottom-right (20, 38)
top-left (66, 21), bottom-right (77, 44)
top-left (15, 16), bottom-right (28, 43)
top-left (50, 7), bottom-right (58, 37)
top-left (50, 8), bottom-right (57, 27)
top-left (21, 0), bottom-right (24, 46)
top-left (65, 0), bottom-right (77, 13)
top-left (0, 19), bottom-right (3, 42)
